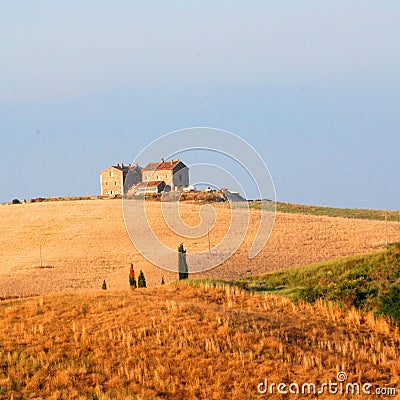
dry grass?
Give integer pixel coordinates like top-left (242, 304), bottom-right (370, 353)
top-left (0, 284), bottom-right (397, 399)
top-left (1, 199), bottom-right (400, 297)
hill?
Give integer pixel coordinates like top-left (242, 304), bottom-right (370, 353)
top-left (1, 199), bottom-right (400, 297)
top-left (0, 283), bottom-right (398, 399)
top-left (251, 201), bottom-right (400, 222)
top-left (237, 243), bottom-right (400, 324)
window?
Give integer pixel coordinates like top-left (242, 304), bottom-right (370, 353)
top-left (115, 181), bottom-right (117, 186)
top-left (110, 171), bottom-right (114, 177)
top-left (179, 174), bottom-right (182, 182)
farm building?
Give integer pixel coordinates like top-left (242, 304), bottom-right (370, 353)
top-left (99, 163), bottom-right (142, 196)
top-left (100, 159), bottom-right (189, 196)
top-left (135, 180), bottom-right (168, 194)
top-left (142, 159), bottom-right (189, 191)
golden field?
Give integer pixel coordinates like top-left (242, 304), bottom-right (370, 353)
top-left (0, 283), bottom-right (398, 399)
top-left (1, 199), bottom-right (399, 399)
top-left (1, 199), bottom-right (399, 297)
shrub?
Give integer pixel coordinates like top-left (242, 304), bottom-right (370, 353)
top-left (379, 285), bottom-right (400, 325)
top-left (298, 287), bottom-right (323, 303)
top-left (102, 280), bottom-right (107, 290)
top-left (178, 243), bottom-right (189, 280)
top-left (12, 198), bottom-right (21, 204)
top-left (353, 285), bottom-right (378, 308)
top-left (138, 270), bottom-right (147, 288)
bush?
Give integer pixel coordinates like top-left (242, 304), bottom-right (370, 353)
top-left (138, 270), bottom-right (147, 288)
top-left (12, 198), bottom-right (21, 204)
top-left (353, 285), bottom-right (378, 308)
top-left (178, 243), bottom-right (189, 280)
top-left (298, 287), bottom-right (323, 303)
top-left (379, 285), bottom-right (400, 325)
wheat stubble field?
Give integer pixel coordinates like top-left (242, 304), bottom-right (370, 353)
top-left (0, 198), bottom-right (399, 297)
top-left (0, 283), bottom-right (399, 399)
top-left (1, 198), bottom-right (400, 399)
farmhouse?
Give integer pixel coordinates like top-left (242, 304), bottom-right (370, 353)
top-left (99, 163), bottom-right (142, 196)
top-left (100, 159), bottom-right (189, 196)
top-left (142, 159), bottom-right (189, 191)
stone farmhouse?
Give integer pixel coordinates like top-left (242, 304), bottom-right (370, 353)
top-left (99, 159), bottom-right (189, 196)
top-left (142, 159), bottom-right (189, 191)
top-left (99, 163), bottom-right (141, 196)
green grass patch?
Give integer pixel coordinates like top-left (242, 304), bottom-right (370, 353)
top-left (177, 278), bottom-right (233, 288)
top-left (236, 243), bottom-right (400, 324)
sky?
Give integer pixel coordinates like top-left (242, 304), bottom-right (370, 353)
top-left (1, 1), bottom-right (399, 209)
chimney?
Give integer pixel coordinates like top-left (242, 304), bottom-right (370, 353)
top-left (121, 163), bottom-right (124, 168)
top-left (161, 158), bottom-right (164, 163)
top-left (117, 163), bottom-right (120, 167)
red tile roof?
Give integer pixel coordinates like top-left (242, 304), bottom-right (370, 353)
top-left (143, 159), bottom-right (183, 171)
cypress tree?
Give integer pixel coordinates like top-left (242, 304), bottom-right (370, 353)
top-left (102, 280), bottom-right (107, 290)
top-left (138, 270), bottom-right (147, 288)
top-left (178, 243), bottom-right (189, 280)
top-left (129, 263), bottom-right (137, 288)
top-left (161, 276), bottom-right (165, 285)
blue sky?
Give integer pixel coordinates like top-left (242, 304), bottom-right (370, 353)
top-left (1, 1), bottom-right (399, 209)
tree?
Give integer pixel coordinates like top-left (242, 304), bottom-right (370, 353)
top-left (129, 263), bottom-right (137, 288)
top-left (138, 270), bottom-right (147, 288)
top-left (178, 243), bottom-right (189, 280)
top-left (102, 280), bottom-right (107, 290)
top-left (12, 199), bottom-right (21, 204)
top-left (161, 276), bottom-right (165, 285)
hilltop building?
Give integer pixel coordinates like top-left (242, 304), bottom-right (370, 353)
top-left (99, 163), bottom-right (142, 196)
top-left (99, 159), bottom-right (189, 196)
top-left (142, 159), bottom-right (189, 191)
